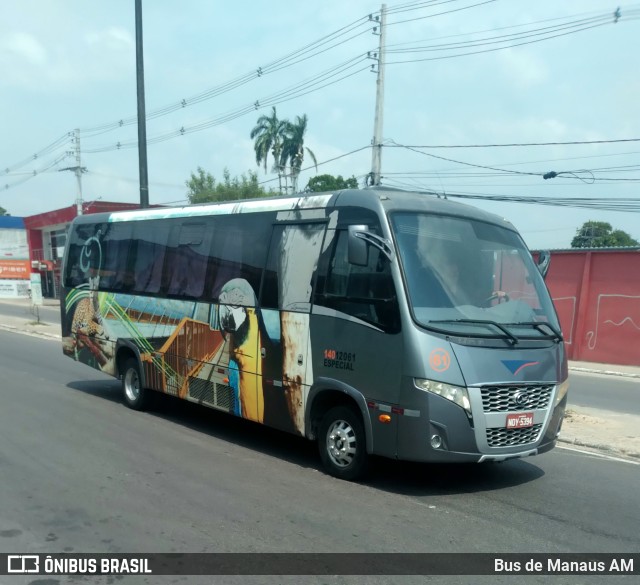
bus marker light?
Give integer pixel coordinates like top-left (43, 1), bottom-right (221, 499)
top-left (431, 434), bottom-right (443, 449)
top-left (379, 414), bottom-right (392, 424)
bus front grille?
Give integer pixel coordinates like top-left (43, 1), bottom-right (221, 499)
top-left (486, 424), bottom-right (543, 447)
top-left (480, 384), bottom-right (553, 412)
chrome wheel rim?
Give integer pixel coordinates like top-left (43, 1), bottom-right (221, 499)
top-left (326, 419), bottom-right (357, 468)
top-left (124, 368), bottom-right (140, 403)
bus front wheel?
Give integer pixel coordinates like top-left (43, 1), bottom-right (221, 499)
top-left (318, 406), bottom-right (369, 481)
top-left (121, 358), bottom-right (150, 411)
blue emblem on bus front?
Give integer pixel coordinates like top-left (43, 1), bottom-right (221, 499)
top-left (502, 360), bottom-right (540, 375)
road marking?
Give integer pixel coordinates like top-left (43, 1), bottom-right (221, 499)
top-left (558, 444), bottom-right (640, 465)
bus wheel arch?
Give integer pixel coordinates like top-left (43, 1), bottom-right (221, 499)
top-left (308, 387), bottom-right (372, 481)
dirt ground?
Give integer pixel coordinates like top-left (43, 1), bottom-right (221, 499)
top-left (560, 406), bottom-right (640, 460)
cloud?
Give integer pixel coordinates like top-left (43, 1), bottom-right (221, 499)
top-left (2, 32), bottom-right (47, 66)
top-left (0, 32), bottom-right (49, 87)
top-left (498, 49), bottom-right (549, 88)
top-left (84, 27), bottom-right (133, 52)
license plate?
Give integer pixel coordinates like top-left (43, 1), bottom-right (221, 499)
top-left (506, 412), bottom-right (534, 429)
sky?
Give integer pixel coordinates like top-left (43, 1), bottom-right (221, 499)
top-left (1, 0), bottom-right (638, 249)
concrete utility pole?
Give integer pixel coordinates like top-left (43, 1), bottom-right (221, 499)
top-left (58, 128), bottom-right (86, 216)
top-left (369, 4), bottom-right (387, 187)
top-left (135, 0), bottom-right (150, 208)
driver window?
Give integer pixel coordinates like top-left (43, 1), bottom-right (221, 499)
top-left (315, 229), bottom-right (400, 333)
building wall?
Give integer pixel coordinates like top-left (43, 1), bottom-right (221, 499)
top-left (0, 217), bottom-right (30, 297)
top-left (541, 249), bottom-right (640, 366)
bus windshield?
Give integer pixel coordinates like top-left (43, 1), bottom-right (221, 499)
top-left (390, 212), bottom-right (561, 340)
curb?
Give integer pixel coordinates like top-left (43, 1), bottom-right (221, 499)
top-left (568, 366), bottom-right (640, 380)
top-left (0, 323), bottom-right (61, 340)
top-left (558, 436), bottom-right (640, 462)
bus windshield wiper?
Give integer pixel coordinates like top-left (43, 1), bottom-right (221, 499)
top-left (428, 319), bottom-right (519, 345)
top-left (512, 321), bottom-right (563, 342)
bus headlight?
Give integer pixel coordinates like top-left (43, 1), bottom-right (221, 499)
top-left (555, 379), bottom-right (570, 407)
top-left (415, 378), bottom-right (471, 416)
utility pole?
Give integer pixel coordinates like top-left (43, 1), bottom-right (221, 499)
top-left (369, 4), bottom-right (387, 187)
top-left (59, 128), bottom-right (86, 216)
top-left (135, 0), bottom-right (149, 208)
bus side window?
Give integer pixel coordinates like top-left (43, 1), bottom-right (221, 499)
top-left (100, 222), bottom-right (134, 291)
top-left (261, 223), bottom-right (326, 311)
top-left (130, 219), bottom-right (171, 295)
top-left (206, 215), bottom-right (271, 303)
top-left (165, 221), bottom-right (211, 299)
top-left (315, 229), bottom-right (400, 333)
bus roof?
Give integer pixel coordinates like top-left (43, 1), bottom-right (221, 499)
top-left (70, 187), bottom-right (516, 232)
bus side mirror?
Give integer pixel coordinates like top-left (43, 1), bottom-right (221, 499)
top-left (348, 225), bottom-right (369, 266)
top-left (537, 250), bottom-right (551, 279)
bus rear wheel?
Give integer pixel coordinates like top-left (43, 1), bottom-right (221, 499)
top-left (121, 358), bottom-right (150, 411)
top-left (318, 406), bottom-right (369, 481)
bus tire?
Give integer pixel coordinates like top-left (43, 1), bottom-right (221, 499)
top-left (121, 358), bottom-right (150, 411)
top-left (318, 405), bottom-right (369, 481)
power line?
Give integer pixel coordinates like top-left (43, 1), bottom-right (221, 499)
top-left (385, 9), bottom-right (638, 64)
top-left (386, 13), bottom-right (616, 55)
top-left (387, 0), bottom-right (498, 26)
top-left (2, 152), bottom-right (70, 191)
top-left (387, 142), bottom-right (640, 184)
top-left (79, 16), bottom-right (375, 136)
top-left (83, 57), bottom-right (372, 153)
top-left (384, 138), bottom-right (640, 148)
top-left (385, 5), bottom-right (614, 47)
top-left (381, 180), bottom-right (640, 212)
top-left (1, 133), bottom-right (72, 176)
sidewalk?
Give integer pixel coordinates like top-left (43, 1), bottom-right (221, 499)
top-left (0, 297), bottom-right (638, 461)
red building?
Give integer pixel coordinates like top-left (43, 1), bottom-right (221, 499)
top-left (24, 201), bottom-right (142, 298)
top-left (535, 247), bottom-right (640, 366)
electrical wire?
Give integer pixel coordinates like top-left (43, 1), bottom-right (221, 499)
top-left (387, 0), bottom-right (498, 26)
top-left (2, 152), bottom-right (70, 191)
top-left (83, 57), bottom-right (371, 153)
top-left (384, 138), bottom-right (640, 148)
top-left (79, 16), bottom-right (374, 136)
top-left (385, 12), bottom-right (623, 54)
top-left (386, 142), bottom-right (640, 183)
top-left (1, 133), bottom-right (72, 176)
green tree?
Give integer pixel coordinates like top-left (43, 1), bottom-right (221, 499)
top-left (280, 114), bottom-right (317, 193)
top-left (571, 221), bottom-right (639, 248)
top-left (250, 106), bottom-right (289, 193)
top-left (0, 206), bottom-right (8, 216)
top-left (305, 174), bottom-right (359, 192)
top-left (186, 167), bottom-right (269, 204)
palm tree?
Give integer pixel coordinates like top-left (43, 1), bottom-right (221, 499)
top-left (280, 114), bottom-right (317, 193)
top-left (250, 107), bottom-right (288, 194)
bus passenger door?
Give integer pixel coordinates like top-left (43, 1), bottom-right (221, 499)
top-left (260, 222), bottom-right (327, 435)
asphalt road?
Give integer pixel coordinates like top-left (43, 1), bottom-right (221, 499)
top-left (0, 330), bottom-right (638, 585)
top-left (567, 372), bottom-right (640, 416)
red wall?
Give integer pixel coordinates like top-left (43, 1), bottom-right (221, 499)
top-left (541, 249), bottom-right (640, 366)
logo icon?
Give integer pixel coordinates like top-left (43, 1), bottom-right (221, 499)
top-left (7, 555), bottom-right (39, 574)
top-left (429, 348), bottom-right (451, 372)
top-left (501, 360), bottom-right (539, 375)
top-left (512, 391), bottom-right (530, 408)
